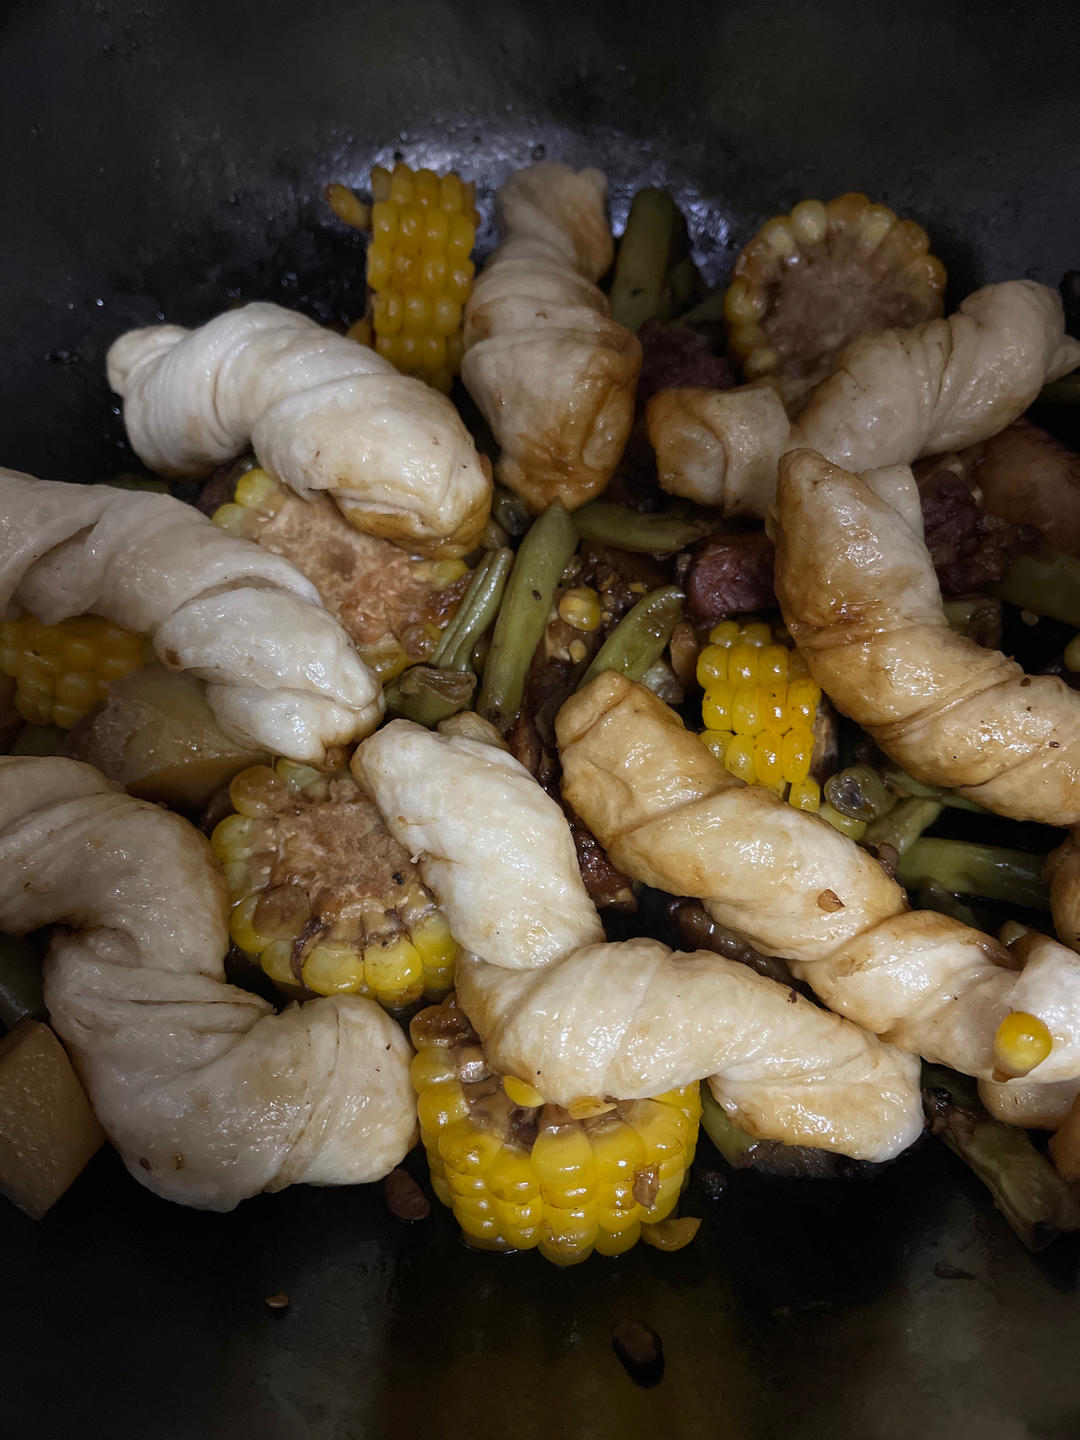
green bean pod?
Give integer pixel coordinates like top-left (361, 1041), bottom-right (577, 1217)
top-left (883, 767), bottom-right (991, 815)
top-left (580, 585), bottom-right (684, 689)
top-left (383, 666), bottom-right (477, 728)
top-left (426, 548), bottom-right (511, 671)
top-left (447, 548), bottom-right (514, 672)
top-left (863, 797), bottom-right (944, 858)
top-left (897, 839), bottom-right (1051, 911)
top-left (610, 188), bottom-right (681, 332)
top-left (996, 550), bottom-right (1080, 628)
top-left (476, 501), bottom-right (579, 729)
top-left (572, 501), bottom-right (714, 555)
top-left (923, 1064), bottom-right (1080, 1251)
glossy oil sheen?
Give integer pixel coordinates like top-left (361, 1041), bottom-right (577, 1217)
top-left (2, 1), bottom-right (1080, 1435)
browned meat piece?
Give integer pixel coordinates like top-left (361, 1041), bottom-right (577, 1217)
top-left (607, 323), bottom-right (733, 510)
top-left (571, 820), bottom-right (637, 912)
top-left (637, 321), bottom-right (734, 407)
top-left (971, 420), bottom-right (1080, 557)
top-left (916, 458), bottom-right (1039, 597)
top-left (676, 530), bottom-right (776, 626)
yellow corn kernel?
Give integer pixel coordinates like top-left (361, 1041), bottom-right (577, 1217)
top-left (753, 730), bottom-right (784, 789)
top-left (788, 776), bottom-right (821, 812)
top-left (728, 643), bottom-right (760, 684)
top-left (761, 683), bottom-right (787, 729)
top-left (410, 1047), bottom-right (458, 1091)
top-left (699, 728), bottom-right (734, 761)
top-left (503, 1075), bottom-right (546, 1108)
top-left (301, 943), bottom-right (366, 995)
top-left (738, 621), bottom-right (771, 648)
top-left (993, 1011), bottom-right (1053, 1079)
top-left (411, 910), bottom-right (458, 991)
top-left (531, 1125), bottom-right (592, 1185)
top-left (439, 1121), bottom-right (502, 1177)
top-left (819, 800), bottom-right (866, 839)
top-left (757, 644), bottom-right (789, 683)
top-left (558, 586), bottom-right (602, 632)
top-left (366, 163), bottom-right (476, 385)
top-left (364, 936), bottom-right (425, 1004)
top-left (366, 242), bottom-right (392, 291)
top-left (707, 620), bottom-right (740, 647)
top-left (0, 611), bottom-right (149, 727)
top-left (788, 678), bottom-right (821, 728)
top-left (701, 681), bottom-right (734, 731)
top-left (641, 1216), bottom-right (701, 1252)
top-left (731, 684), bottom-right (764, 737)
top-left (780, 726), bottom-right (815, 784)
top-left (696, 643), bottom-right (730, 687)
top-left (595, 1220), bottom-right (643, 1257)
top-left (228, 893), bottom-right (269, 955)
top-left (724, 733), bottom-right (756, 783)
top-left (416, 1083), bottom-right (469, 1135)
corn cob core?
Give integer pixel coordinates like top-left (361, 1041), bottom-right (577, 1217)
top-left (366, 163), bottom-right (477, 393)
top-left (0, 613), bottom-right (150, 729)
top-left (410, 996), bottom-right (702, 1266)
top-left (697, 619), bottom-right (822, 813)
top-left (725, 192), bottom-right (946, 398)
top-left (211, 759), bottom-right (457, 1007)
top-left (213, 467), bottom-right (469, 680)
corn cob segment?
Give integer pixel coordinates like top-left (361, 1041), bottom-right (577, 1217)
top-left (211, 760), bottom-right (457, 1007)
top-left (697, 619), bottom-right (821, 810)
top-left (365, 164), bottom-right (478, 393)
top-left (0, 613), bottom-right (150, 729)
top-left (410, 996), bottom-right (702, 1266)
top-left (725, 193), bottom-right (945, 398)
top-left (213, 467), bottom-right (469, 681)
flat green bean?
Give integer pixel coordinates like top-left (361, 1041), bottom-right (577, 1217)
top-left (580, 585), bottom-right (684, 688)
top-left (476, 501), bottom-right (579, 729)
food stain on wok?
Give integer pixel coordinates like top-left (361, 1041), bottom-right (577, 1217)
top-left (2, 153), bottom-right (1080, 1284)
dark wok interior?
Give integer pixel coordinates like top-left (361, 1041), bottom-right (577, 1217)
top-left (4, 1), bottom-right (1080, 1435)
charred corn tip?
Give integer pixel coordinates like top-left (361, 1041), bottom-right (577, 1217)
top-left (366, 163), bottom-right (477, 391)
top-left (725, 192), bottom-right (946, 392)
top-left (411, 1006), bottom-right (702, 1265)
top-left (213, 468), bottom-right (467, 682)
top-left (0, 612), bottom-right (149, 729)
top-left (212, 760), bottom-right (458, 1008)
top-left (698, 621), bottom-right (818, 806)
top-left (993, 1011), bottom-right (1053, 1079)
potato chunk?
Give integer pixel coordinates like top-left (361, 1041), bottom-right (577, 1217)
top-left (0, 1020), bottom-right (104, 1218)
top-left (66, 665), bottom-right (270, 813)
